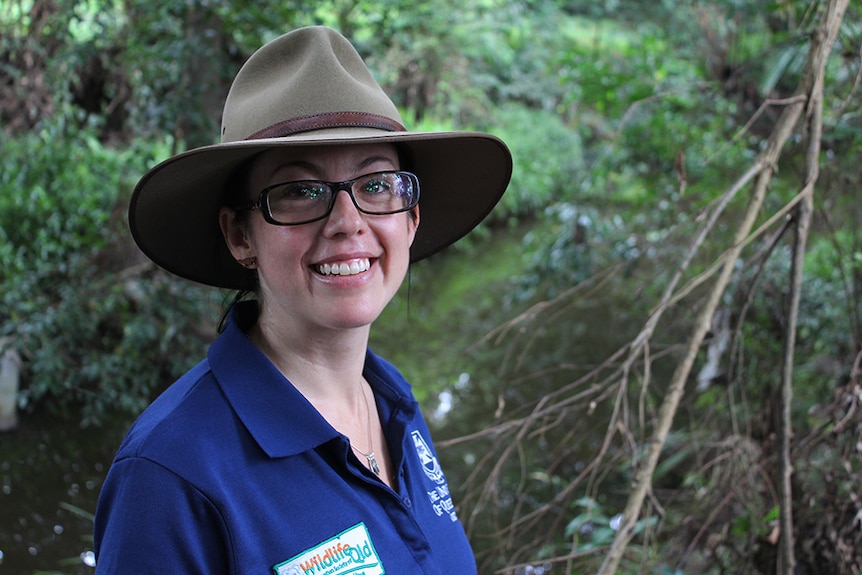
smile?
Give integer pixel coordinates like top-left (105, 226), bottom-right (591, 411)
top-left (315, 258), bottom-right (371, 277)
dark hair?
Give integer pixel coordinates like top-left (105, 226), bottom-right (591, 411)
top-left (396, 143), bottom-right (419, 223)
top-left (223, 154), bottom-right (262, 222)
top-left (217, 156), bottom-right (261, 333)
top-left (218, 290), bottom-right (256, 333)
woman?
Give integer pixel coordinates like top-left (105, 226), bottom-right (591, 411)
top-left (94, 26), bottom-right (511, 574)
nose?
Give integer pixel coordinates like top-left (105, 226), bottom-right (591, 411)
top-left (322, 188), bottom-right (365, 236)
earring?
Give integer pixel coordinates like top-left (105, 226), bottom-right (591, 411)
top-left (237, 256), bottom-right (257, 269)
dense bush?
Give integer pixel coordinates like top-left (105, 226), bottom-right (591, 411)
top-left (0, 121), bottom-right (216, 426)
top-left (490, 103), bottom-right (584, 217)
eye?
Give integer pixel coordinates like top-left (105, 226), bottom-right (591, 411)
top-left (277, 182), bottom-right (328, 200)
top-left (360, 177), bottom-right (392, 195)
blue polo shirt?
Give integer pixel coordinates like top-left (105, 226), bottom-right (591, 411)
top-left (94, 302), bottom-right (476, 574)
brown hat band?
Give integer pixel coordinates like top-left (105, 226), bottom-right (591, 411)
top-left (245, 111), bottom-right (407, 140)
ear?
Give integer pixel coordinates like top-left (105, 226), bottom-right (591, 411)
top-left (219, 207), bottom-right (254, 262)
top-left (407, 205), bottom-right (420, 247)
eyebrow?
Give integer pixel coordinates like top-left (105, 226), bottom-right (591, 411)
top-left (358, 154), bottom-right (398, 171)
top-left (268, 154), bottom-right (398, 181)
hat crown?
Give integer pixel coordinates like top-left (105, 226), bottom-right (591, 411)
top-left (221, 26), bottom-right (404, 143)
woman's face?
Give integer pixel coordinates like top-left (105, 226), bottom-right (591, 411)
top-left (220, 143), bottom-right (419, 337)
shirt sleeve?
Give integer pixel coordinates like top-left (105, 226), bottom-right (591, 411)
top-left (94, 456), bottom-right (232, 574)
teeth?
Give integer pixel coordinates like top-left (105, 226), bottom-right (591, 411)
top-left (318, 258), bottom-right (371, 276)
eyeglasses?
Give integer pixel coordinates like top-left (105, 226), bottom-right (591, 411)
top-left (235, 170), bottom-right (420, 226)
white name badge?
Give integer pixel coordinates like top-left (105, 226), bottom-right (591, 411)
top-left (273, 522), bottom-right (385, 575)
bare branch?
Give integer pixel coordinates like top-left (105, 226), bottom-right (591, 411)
top-left (597, 1), bottom-right (849, 572)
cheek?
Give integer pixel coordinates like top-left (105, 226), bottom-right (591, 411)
top-left (388, 221), bottom-right (416, 272)
top-left (405, 211), bottom-right (419, 245)
top-left (390, 217), bottom-right (417, 252)
top-left (249, 223), bottom-right (306, 264)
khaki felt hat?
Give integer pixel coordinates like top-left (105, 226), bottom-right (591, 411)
top-left (129, 26), bottom-right (512, 290)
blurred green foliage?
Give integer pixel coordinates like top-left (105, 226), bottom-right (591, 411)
top-left (0, 119), bottom-right (216, 426)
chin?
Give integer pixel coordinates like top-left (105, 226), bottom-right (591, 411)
top-left (322, 305), bottom-right (386, 331)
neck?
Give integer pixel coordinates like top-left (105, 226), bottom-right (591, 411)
top-left (246, 304), bottom-right (392, 485)
top-left (249, 312), bottom-right (370, 407)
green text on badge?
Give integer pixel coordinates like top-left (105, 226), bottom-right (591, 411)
top-left (273, 522), bottom-right (385, 575)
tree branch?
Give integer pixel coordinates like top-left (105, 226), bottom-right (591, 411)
top-left (596, 1), bottom-right (848, 573)
top-left (777, 0), bottom-right (847, 568)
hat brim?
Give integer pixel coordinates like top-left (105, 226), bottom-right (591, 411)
top-left (129, 130), bottom-right (512, 290)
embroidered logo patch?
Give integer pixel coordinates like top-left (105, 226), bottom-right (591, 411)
top-left (410, 429), bottom-right (445, 485)
top-left (273, 523), bottom-right (384, 575)
top-left (411, 429), bottom-right (460, 522)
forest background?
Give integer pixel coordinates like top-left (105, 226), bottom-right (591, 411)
top-left (1, 0), bottom-right (860, 574)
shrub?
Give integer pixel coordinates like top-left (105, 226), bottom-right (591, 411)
top-left (0, 121), bottom-right (216, 426)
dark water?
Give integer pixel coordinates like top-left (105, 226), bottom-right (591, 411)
top-left (0, 415), bottom-right (129, 574)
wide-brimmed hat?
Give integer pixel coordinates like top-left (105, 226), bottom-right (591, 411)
top-left (129, 26), bottom-right (512, 291)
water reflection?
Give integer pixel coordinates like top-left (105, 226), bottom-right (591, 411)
top-left (0, 415), bottom-right (128, 574)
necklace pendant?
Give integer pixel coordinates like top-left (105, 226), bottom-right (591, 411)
top-left (367, 452), bottom-right (381, 476)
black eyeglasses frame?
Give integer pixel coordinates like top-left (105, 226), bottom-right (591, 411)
top-left (234, 170), bottom-right (420, 226)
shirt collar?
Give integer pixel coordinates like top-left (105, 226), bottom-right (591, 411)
top-left (208, 301), bottom-right (418, 459)
top-left (209, 301), bottom-right (336, 458)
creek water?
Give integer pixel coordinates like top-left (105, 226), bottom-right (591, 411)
top-left (0, 415), bottom-right (128, 574)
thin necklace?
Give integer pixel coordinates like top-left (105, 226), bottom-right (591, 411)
top-left (351, 384), bottom-right (381, 477)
